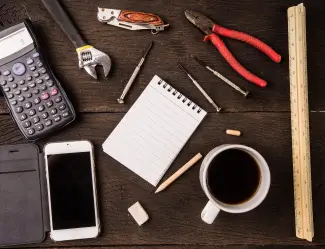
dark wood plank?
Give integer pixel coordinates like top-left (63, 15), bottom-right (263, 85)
top-left (1, 0), bottom-right (324, 114)
top-left (25, 246), bottom-right (320, 249)
top-left (1, 112), bottom-right (325, 246)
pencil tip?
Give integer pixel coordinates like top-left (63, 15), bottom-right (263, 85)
top-left (154, 189), bottom-right (160, 194)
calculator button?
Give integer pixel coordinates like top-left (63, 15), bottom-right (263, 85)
top-left (41, 93), bottom-right (49, 100)
top-left (34, 97), bottom-right (41, 104)
top-left (23, 121), bottom-right (31, 128)
top-left (27, 128), bottom-right (35, 135)
top-left (27, 76), bottom-right (32, 81)
top-left (40, 68), bottom-right (46, 74)
top-left (50, 88), bottom-right (58, 96)
top-left (62, 111), bottom-right (70, 118)
top-left (28, 109), bottom-right (36, 116)
top-left (50, 108), bottom-right (57, 115)
top-left (20, 114), bottom-right (27, 121)
top-left (29, 82), bottom-right (36, 88)
top-left (32, 52), bottom-right (39, 58)
top-left (33, 72), bottom-right (40, 78)
top-left (7, 93), bottom-right (14, 99)
top-left (14, 90), bottom-right (21, 95)
top-left (22, 86), bottom-right (28, 92)
top-left (35, 123), bottom-right (44, 131)
top-left (12, 63), bottom-right (26, 76)
top-left (54, 96), bottom-right (62, 103)
top-left (54, 115), bottom-right (61, 122)
top-left (42, 112), bottom-right (49, 119)
top-left (8, 76), bottom-right (14, 82)
top-left (45, 119), bottom-right (52, 127)
top-left (46, 100), bottom-right (53, 107)
top-left (46, 81), bottom-right (54, 87)
top-left (32, 89), bottom-right (39, 94)
top-left (38, 105), bottom-right (45, 112)
top-left (24, 102), bottom-right (32, 109)
top-left (11, 83), bottom-right (18, 89)
top-left (10, 100), bottom-right (17, 105)
top-left (0, 80), bottom-right (7, 86)
top-left (27, 59), bottom-right (34, 65)
top-left (26, 93), bottom-right (32, 98)
top-left (32, 116), bottom-right (40, 124)
top-left (30, 66), bottom-right (36, 71)
top-left (36, 79), bottom-right (43, 84)
top-left (18, 96), bottom-right (25, 102)
top-left (38, 62), bottom-right (44, 67)
top-left (58, 103), bottom-right (66, 110)
top-left (19, 80), bottom-right (25, 85)
top-left (44, 75), bottom-right (50, 80)
top-left (15, 106), bottom-right (23, 113)
top-left (41, 85), bottom-right (47, 91)
top-left (3, 87), bottom-right (10, 92)
top-left (3, 70), bottom-right (10, 76)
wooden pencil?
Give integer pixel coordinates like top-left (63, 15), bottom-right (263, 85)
top-left (155, 153), bottom-right (203, 194)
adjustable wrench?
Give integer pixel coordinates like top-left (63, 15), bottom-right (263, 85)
top-left (41, 0), bottom-right (111, 79)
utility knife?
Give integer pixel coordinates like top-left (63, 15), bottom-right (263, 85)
top-left (97, 8), bottom-right (169, 34)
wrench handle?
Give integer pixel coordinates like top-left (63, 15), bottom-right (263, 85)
top-left (41, 0), bottom-right (87, 48)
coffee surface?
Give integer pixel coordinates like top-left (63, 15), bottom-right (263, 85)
top-left (207, 149), bottom-right (261, 205)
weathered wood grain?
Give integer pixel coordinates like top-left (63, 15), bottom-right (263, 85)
top-left (1, 112), bottom-right (325, 247)
top-left (1, 0), bottom-right (324, 114)
top-left (25, 246), bottom-right (321, 249)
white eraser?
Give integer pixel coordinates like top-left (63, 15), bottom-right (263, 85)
top-left (128, 201), bottom-right (149, 226)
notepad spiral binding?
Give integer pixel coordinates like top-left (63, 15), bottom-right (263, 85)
top-left (157, 79), bottom-right (202, 114)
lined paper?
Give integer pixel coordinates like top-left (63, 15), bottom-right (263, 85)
top-left (102, 75), bottom-right (207, 186)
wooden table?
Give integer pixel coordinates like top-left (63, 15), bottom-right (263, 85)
top-left (1, 0), bottom-right (325, 248)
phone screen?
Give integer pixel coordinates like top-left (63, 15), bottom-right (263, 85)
top-left (47, 152), bottom-right (96, 230)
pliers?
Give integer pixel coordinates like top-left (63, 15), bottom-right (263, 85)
top-left (184, 10), bottom-right (281, 87)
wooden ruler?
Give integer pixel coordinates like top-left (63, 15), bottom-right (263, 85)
top-left (288, 3), bottom-right (314, 242)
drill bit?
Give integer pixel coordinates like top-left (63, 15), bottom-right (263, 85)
top-left (178, 62), bottom-right (221, 112)
top-left (191, 55), bottom-right (249, 97)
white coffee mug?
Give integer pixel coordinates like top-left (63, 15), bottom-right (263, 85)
top-left (200, 144), bottom-right (271, 224)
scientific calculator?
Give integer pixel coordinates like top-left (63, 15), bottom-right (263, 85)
top-left (0, 20), bottom-right (75, 140)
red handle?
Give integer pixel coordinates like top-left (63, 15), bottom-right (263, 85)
top-left (204, 33), bottom-right (267, 87)
top-left (212, 24), bottom-right (281, 63)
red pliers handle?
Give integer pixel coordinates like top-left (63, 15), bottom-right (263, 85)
top-left (204, 24), bottom-right (281, 87)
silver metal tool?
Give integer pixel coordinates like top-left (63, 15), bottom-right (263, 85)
top-left (97, 8), bottom-right (169, 34)
top-left (191, 55), bottom-right (249, 97)
top-left (117, 41), bottom-right (154, 104)
top-left (178, 63), bottom-right (221, 112)
top-left (42, 0), bottom-right (111, 79)
top-left (77, 46), bottom-right (111, 79)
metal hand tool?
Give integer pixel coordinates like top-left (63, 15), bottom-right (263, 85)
top-left (184, 10), bottom-right (281, 87)
top-left (178, 63), bottom-right (221, 112)
top-left (42, 0), bottom-right (111, 79)
top-left (117, 41), bottom-right (153, 104)
top-left (98, 8), bottom-right (169, 34)
top-left (191, 55), bottom-right (249, 97)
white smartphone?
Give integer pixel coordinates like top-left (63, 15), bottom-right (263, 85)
top-left (44, 140), bottom-right (100, 241)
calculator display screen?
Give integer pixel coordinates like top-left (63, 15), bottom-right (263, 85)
top-left (0, 28), bottom-right (33, 60)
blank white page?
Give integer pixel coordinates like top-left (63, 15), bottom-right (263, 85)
top-left (102, 75), bottom-right (207, 186)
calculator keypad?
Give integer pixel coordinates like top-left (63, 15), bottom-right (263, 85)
top-left (0, 49), bottom-right (75, 140)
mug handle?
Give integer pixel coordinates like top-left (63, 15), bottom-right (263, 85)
top-left (201, 200), bottom-right (220, 224)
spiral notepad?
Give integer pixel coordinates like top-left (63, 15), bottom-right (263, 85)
top-left (102, 75), bottom-right (207, 186)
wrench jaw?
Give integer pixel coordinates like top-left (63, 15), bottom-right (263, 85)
top-left (77, 46), bottom-right (112, 79)
top-left (84, 65), bottom-right (97, 79)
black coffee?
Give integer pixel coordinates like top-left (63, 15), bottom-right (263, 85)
top-left (207, 149), bottom-right (261, 205)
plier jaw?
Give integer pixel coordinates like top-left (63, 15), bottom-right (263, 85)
top-left (184, 10), bottom-right (214, 35)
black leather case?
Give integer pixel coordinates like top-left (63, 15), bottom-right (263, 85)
top-left (0, 143), bottom-right (49, 246)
